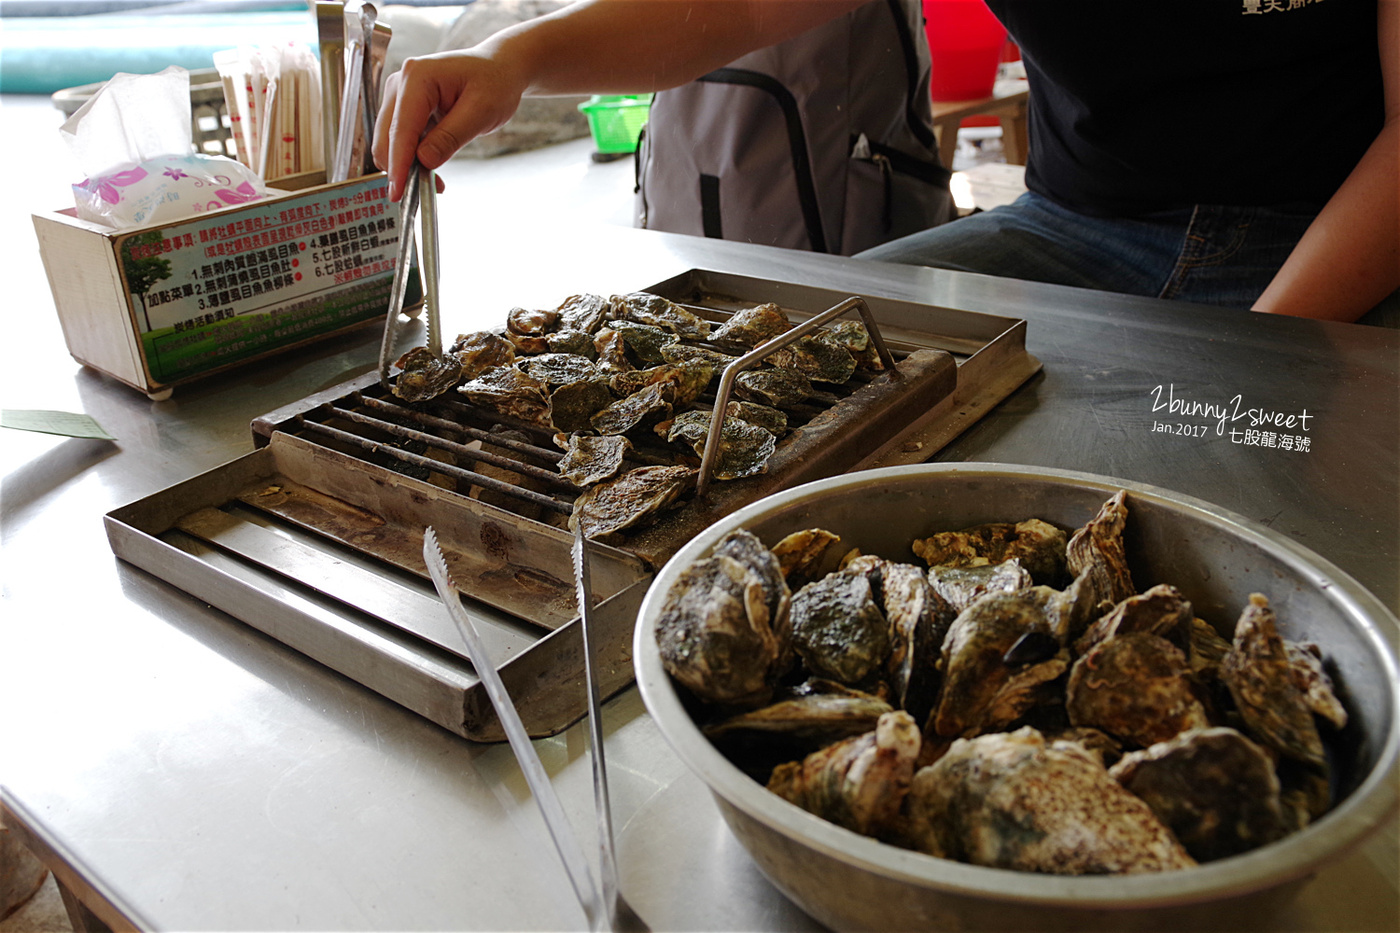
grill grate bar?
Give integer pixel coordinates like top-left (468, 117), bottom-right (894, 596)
top-left (296, 419), bottom-right (578, 515)
top-left (356, 392), bottom-right (567, 468)
top-left (328, 398), bottom-right (577, 491)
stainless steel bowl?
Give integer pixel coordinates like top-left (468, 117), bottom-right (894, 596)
top-left (634, 464), bottom-right (1400, 932)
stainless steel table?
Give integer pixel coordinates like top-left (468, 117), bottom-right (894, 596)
top-left (3, 154), bottom-right (1396, 929)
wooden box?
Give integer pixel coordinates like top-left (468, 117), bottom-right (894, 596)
top-left (33, 171), bottom-right (419, 400)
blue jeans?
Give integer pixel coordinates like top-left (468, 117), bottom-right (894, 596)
top-left (857, 191), bottom-right (1399, 325)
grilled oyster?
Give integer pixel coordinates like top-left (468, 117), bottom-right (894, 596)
top-left (768, 331), bottom-right (857, 385)
top-left (904, 726), bottom-right (1196, 873)
top-left (449, 331), bottom-right (516, 379)
top-left (592, 327), bottom-right (633, 374)
top-left (610, 292), bottom-right (711, 339)
top-left (703, 681), bottom-right (893, 751)
top-left (1286, 640), bottom-right (1348, 730)
top-left (1109, 726), bottom-right (1290, 862)
top-left (457, 365), bottom-right (550, 425)
top-left (735, 367), bottom-right (813, 408)
top-left (611, 359), bottom-right (715, 407)
top-left (547, 378), bottom-right (614, 434)
top-left (913, 518), bottom-right (1067, 584)
top-left (1067, 490), bottom-right (1136, 607)
top-left (570, 464), bottom-right (695, 538)
top-left (724, 400), bottom-right (787, 437)
top-left (544, 329), bottom-right (598, 359)
top-left (926, 559), bottom-right (1033, 614)
top-left (590, 383), bottom-right (674, 436)
top-left (1188, 616), bottom-right (1233, 673)
top-left (391, 346), bottom-right (463, 402)
top-left (555, 293), bottom-right (610, 334)
top-left (607, 320), bottom-right (681, 366)
top-left (1066, 632), bottom-right (1211, 748)
top-left (827, 320), bottom-right (884, 371)
top-left (711, 302), bottom-right (791, 348)
top-left (555, 433), bottom-right (630, 487)
top-left (515, 352), bottom-right (598, 388)
top-left (506, 305), bottom-right (559, 338)
top-left (789, 570), bottom-right (890, 685)
top-left (770, 528), bottom-right (842, 589)
top-left (661, 343), bottom-right (737, 370)
top-left (654, 527), bottom-right (787, 707)
top-left (1219, 594), bottom-right (1327, 772)
top-left (768, 710), bottom-right (921, 839)
top-left (1075, 583), bottom-right (1194, 657)
top-left (664, 409), bottom-right (777, 481)
top-left (932, 589), bottom-right (1070, 738)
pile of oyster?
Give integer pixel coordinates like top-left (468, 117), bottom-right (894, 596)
top-left (655, 491), bottom-right (1350, 874)
top-left (391, 292), bottom-right (881, 537)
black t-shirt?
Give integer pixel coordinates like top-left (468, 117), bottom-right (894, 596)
top-left (983, 0), bottom-right (1385, 216)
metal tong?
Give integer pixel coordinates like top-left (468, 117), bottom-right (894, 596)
top-left (379, 162), bottom-right (443, 388)
top-left (422, 528), bottom-right (647, 932)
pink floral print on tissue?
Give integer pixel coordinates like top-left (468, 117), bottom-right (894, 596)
top-left (79, 167), bottom-right (150, 204)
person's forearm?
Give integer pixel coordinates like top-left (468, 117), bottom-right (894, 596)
top-left (1254, 0), bottom-right (1398, 322)
top-left (1252, 120), bottom-right (1399, 322)
top-left (483, 0), bottom-right (869, 98)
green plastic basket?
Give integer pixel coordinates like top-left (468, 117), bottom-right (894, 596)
top-left (578, 94), bottom-right (654, 154)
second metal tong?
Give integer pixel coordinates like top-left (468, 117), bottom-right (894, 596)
top-left (379, 162), bottom-right (444, 388)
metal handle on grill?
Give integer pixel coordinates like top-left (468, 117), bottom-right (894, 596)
top-left (696, 296), bottom-right (897, 499)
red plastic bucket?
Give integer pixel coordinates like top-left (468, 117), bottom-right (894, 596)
top-left (924, 0), bottom-right (1008, 101)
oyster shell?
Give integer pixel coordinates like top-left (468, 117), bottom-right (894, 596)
top-left (912, 518), bottom-right (1067, 584)
top-left (611, 359), bottom-right (715, 407)
top-left (711, 302), bottom-right (791, 347)
top-left (904, 726), bottom-right (1196, 873)
top-left (610, 292), bottom-right (712, 339)
top-left (932, 589), bottom-right (1070, 738)
top-left (555, 293), bottom-right (610, 334)
top-left (547, 378), bottom-right (614, 434)
top-left (457, 365), bottom-right (550, 426)
top-left (768, 331), bottom-right (857, 385)
top-left (391, 346), bottom-right (463, 402)
top-left (555, 433), bottom-right (631, 486)
top-left (881, 561), bottom-right (953, 728)
top-left (449, 331), bottom-right (516, 379)
top-left (703, 682), bottom-right (893, 750)
top-left (545, 329), bottom-right (598, 359)
top-left (926, 559), bottom-right (1033, 614)
top-left (590, 382), bottom-right (674, 436)
top-left (827, 319), bottom-right (884, 371)
top-left (592, 327), bottom-right (635, 374)
top-left (607, 320), bottom-right (681, 366)
top-left (664, 410), bottom-right (777, 481)
top-left (735, 367), bottom-right (813, 408)
top-left (569, 464), bottom-right (695, 538)
top-left (724, 400), bottom-right (787, 437)
top-left (770, 528), bottom-right (842, 589)
top-left (506, 305), bottom-right (559, 337)
top-left (1219, 594), bottom-right (1327, 772)
top-left (1109, 727), bottom-right (1290, 862)
top-left (768, 710), bottom-right (921, 839)
top-left (1067, 490), bottom-right (1136, 607)
top-left (1066, 632), bottom-right (1211, 748)
top-left (788, 570), bottom-right (890, 685)
top-left (515, 352), bottom-right (598, 388)
top-left (655, 555), bottom-right (782, 708)
top-left (1074, 583), bottom-right (1194, 657)
top-left (1286, 640), bottom-right (1348, 730)
top-left (661, 343), bottom-right (737, 370)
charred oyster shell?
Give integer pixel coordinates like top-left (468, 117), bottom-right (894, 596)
top-left (570, 464), bottom-right (695, 538)
top-left (457, 365), bottom-right (550, 425)
top-left (449, 331), bottom-right (515, 379)
top-left (735, 367), bottom-right (813, 408)
top-left (610, 292), bottom-right (711, 339)
top-left (711, 302), bottom-right (791, 348)
top-left (555, 433), bottom-right (630, 487)
top-left (391, 346), bottom-right (463, 402)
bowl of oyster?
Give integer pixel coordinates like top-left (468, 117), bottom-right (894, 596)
top-left (633, 463), bottom-right (1399, 931)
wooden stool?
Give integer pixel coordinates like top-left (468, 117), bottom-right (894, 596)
top-left (930, 78), bottom-right (1030, 169)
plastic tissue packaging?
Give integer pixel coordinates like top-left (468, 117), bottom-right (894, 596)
top-left (62, 66), bottom-right (270, 230)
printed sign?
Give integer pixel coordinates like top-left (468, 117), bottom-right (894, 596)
top-left (114, 175), bottom-right (419, 384)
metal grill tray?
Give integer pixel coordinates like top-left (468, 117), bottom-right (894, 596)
top-left (106, 271), bottom-right (1040, 741)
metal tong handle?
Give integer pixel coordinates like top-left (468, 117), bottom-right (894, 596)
top-left (378, 163), bottom-right (442, 388)
top-left (572, 522), bottom-right (621, 930)
top-left (422, 528), bottom-right (605, 931)
top-left (697, 296), bottom-right (898, 498)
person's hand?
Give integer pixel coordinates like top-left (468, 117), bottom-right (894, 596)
top-left (372, 49), bottom-right (528, 201)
